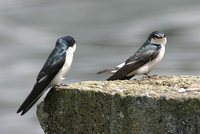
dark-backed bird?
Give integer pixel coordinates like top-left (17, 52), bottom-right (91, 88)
top-left (17, 36), bottom-right (76, 115)
top-left (97, 31), bottom-right (167, 80)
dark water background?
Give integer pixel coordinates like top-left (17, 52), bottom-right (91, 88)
top-left (1, 0), bottom-right (200, 133)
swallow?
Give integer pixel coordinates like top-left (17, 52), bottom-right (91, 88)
top-left (17, 36), bottom-right (76, 115)
top-left (97, 31), bottom-right (167, 80)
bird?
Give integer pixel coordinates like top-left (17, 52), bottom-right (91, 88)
top-left (17, 36), bottom-right (76, 115)
top-left (97, 31), bottom-right (167, 81)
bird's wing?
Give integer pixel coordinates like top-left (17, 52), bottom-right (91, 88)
top-left (107, 44), bottom-right (161, 80)
top-left (17, 48), bottom-right (66, 115)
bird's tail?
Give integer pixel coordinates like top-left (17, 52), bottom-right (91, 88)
top-left (17, 82), bottom-right (48, 116)
top-left (96, 69), bottom-right (114, 74)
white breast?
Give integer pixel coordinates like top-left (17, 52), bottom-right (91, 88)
top-left (127, 44), bottom-right (165, 76)
top-left (50, 44), bottom-right (76, 85)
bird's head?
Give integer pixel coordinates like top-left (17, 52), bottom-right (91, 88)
top-left (148, 31), bottom-right (167, 45)
top-left (56, 36), bottom-right (76, 52)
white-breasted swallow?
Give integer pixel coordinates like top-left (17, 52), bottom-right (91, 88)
top-left (17, 36), bottom-right (76, 115)
top-left (97, 31), bottom-right (167, 80)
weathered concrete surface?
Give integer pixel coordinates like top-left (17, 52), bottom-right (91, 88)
top-left (37, 76), bottom-right (200, 134)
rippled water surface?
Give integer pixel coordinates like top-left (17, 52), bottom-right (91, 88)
top-left (1, 0), bottom-right (200, 133)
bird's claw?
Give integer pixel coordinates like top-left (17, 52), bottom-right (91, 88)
top-left (54, 84), bottom-right (60, 89)
top-left (54, 83), bottom-right (68, 90)
top-left (143, 74), bottom-right (151, 79)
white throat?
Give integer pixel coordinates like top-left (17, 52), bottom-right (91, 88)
top-left (70, 43), bottom-right (77, 53)
top-left (150, 37), bottom-right (167, 45)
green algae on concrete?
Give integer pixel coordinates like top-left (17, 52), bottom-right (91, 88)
top-left (37, 76), bottom-right (200, 134)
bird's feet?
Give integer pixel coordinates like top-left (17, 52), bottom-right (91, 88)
top-left (54, 83), bottom-right (69, 90)
top-left (152, 74), bottom-right (158, 77)
top-left (143, 74), bottom-right (158, 79)
top-left (143, 74), bottom-right (151, 79)
top-left (60, 83), bottom-right (66, 86)
top-left (54, 83), bottom-right (66, 88)
top-left (54, 84), bottom-right (60, 89)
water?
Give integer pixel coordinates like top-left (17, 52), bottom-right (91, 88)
top-left (1, 0), bottom-right (200, 133)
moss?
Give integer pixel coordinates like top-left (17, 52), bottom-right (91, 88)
top-left (37, 75), bottom-right (200, 134)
